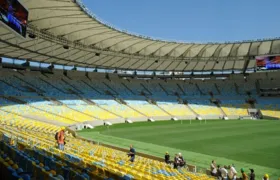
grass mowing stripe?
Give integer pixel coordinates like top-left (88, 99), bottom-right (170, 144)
top-left (78, 120), bottom-right (280, 179)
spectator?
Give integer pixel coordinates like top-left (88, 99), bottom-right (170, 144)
top-left (178, 153), bottom-right (186, 168)
top-left (217, 165), bottom-right (222, 179)
top-left (262, 174), bottom-right (269, 180)
top-left (127, 145), bottom-right (136, 162)
top-left (210, 160), bottom-right (217, 176)
top-left (240, 168), bottom-right (248, 180)
top-left (220, 165), bottom-right (228, 180)
top-left (164, 152), bottom-right (171, 164)
top-left (229, 164), bottom-right (237, 180)
top-left (173, 154), bottom-right (180, 169)
top-left (249, 169), bottom-right (255, 180)
top-left (57, 127), bottom-right (65, 151)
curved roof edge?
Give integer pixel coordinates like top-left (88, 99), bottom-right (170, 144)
top-left (75, 0), bottom-right (280, 45)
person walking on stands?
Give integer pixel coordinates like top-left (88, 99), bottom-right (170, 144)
top-left (178, 153), bottom-right (186, 168)
top-left (57, 127), bottom-right (65, 151)
top-left (173, 154), bottom-right (180, 169)
top-left (127, 145), bottom-right (136, 162)
top-left (165, 151), bottom-right (171, 164)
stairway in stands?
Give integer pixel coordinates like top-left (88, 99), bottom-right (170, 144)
top-left (182, 99), bottom-right (200, 118)
top-left (0, 96), bottom-right (26, 104)
top-left (144, 96), bottom-right (172, 117)
top-left (0, 96), bottom-right (75, 125)
top-left (121, 82), bottom-right (136, 95)
top-left (39, 77), bottom-right (69, 94)
top-left (110, 94), bottom-right (148, 119)
top-left (52, 98), bottom-right (100, 120)
top-left (176, 94), bottom-right (198, 118)
top-left (215, 102), bottom-right (227, 117)
top-left (158, 83), bottom-right (170, 95)
top-left (74, 93), bottom-right (123, 119)
top-left (61, 78), bottom-right (84, 94)
top-left (177, 83), bottom-right (186, 95)
top-left (81, 79), bottom-right (102, 94)
top-left (13, 75), bottom-right (45, 93)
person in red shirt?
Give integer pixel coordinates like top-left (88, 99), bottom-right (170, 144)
top-left (57, 127), bottom-right (65, 151)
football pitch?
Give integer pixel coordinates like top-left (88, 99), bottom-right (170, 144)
top-left (78, 120), bottom-right (280, 179)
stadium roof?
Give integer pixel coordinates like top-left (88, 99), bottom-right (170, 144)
top-left (0, 0), bottom-right (280, 71)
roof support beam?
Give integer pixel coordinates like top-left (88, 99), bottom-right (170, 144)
top-left (242, 57), bottom-right (250, 74)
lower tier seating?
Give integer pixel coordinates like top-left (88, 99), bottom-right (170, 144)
top-left (0, 120), bottom-right (215, 180)
top-left (220, 100), bottom-right (250, 117)
top-left (158, 103), bottom-right (195, 117)
top-left (188, 100), bottom-right (222, 116)
top-left (256, 99), bottom-right (280, 119)
top-left (128, 104), bottom-right (168, 117)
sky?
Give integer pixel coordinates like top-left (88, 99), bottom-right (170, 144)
top-left (81, 0), bottom-right (280, 43)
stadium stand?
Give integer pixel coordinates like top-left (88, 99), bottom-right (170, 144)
top-left (1, 69), bottom-right (280, 125)
top-left (0, 1), bottom-right (280, 178)
top-left (157, 102), bottom-right (196, 119)
top-left (0, 119), bottom-right (216, 180)
top-left (188, 100), bottom-right (223, 119)
top-left (220, 100), bottom-right (250, 118)
top-left (255, 99), bottom-right (280, 119)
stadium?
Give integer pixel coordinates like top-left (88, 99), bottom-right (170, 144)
top-left (0, 0), bottom-right (280, 179)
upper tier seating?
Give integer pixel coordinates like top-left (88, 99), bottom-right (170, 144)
top-left (1, 69), bottom-right (280, 121)
top-left (159, 81), bottom-right (183, 95)
top-left (215, 81), bottom-right (237, 96)
top-left (180, 83), bottom-right (201, 96)
top-left (107, 79), bottom-right (135, 97)
top-left (235, 81), bottom-right (257, 95)
top-left (197, 82), bottom-right (219, 95)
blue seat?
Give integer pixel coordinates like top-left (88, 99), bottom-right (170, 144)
top-left (81, 173), bottom-right (90, 180)
top-left (62, 167), bottom-right (70, 180)
top-left (25, 158), bottom-right (33, 173)
top-left (122, 175), bottom-right (133, 180)
top-left (75, 174), bottom-right (87, 180)
top-left (12, 172), bottom-right (21, 180)
top-left (20, 174), bottom-right (31, 180)
top-left (7, 166), bottom-right (17, 179)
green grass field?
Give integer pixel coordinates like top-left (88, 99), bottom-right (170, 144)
top-left (78, 120), bottom-right (280, 179)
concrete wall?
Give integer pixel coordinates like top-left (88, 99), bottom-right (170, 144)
top-left (67, 71), bottom-right (86, 78)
